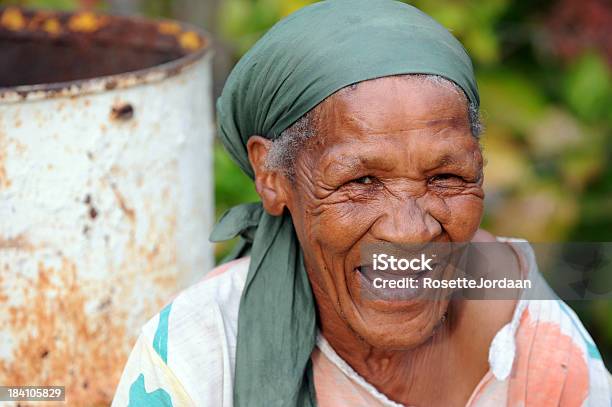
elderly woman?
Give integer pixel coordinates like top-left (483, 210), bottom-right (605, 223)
top-left (112, 1), bottom-right (611, 406)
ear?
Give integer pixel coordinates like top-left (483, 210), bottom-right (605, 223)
top-left (246, 136), bottom-right (289, 216)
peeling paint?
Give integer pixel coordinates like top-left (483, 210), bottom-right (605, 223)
top-left (0, 234), bottom-right (33, 251)
top-left (0, 163), bottom-right (6, 189)
top-left (0, 258), bottom-right (129, 405)
top-left (111, 184), bottom-right (136, 223)
top-left (110, 102), bottom-right (134, 121)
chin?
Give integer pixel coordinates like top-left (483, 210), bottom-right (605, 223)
top-left (343, 296), bottom-right (451, 350)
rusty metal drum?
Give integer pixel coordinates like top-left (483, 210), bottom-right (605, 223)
top-left (0, 8), bottom-right (213, 405)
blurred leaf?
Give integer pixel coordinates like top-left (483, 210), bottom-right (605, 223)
top-left (280, 0), bottom-right (315, 17)
top-left (214, 141), bottom-right (259, 219)
top-left (559, 133), bottom-right (606, 191)
top-left (482, 124), bottom-right (533, 190)
top-left (529, 107), bottom-right (583, 157)
top-left (563, 51), bottom-right (612, 123)
top-left (464, 26), bottom-right (499, 64)
top-left (1, 0), bottom-right (79, 9)
top-left (478, 70), bottom-right (547, 134)
top-left (490, 182), bottom-right (578, 241)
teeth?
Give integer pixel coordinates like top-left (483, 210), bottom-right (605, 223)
top-left (356, 263), bottom-right (441, 277)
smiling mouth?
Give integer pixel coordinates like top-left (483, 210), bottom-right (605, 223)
top-left (352, 257), bottom-right (447, 303)
top-left (355, 264), bottom-right (432, 281)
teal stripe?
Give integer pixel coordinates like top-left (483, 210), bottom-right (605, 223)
top-left (559, 301), bottom-right (602, 360)
top-left (153, 303), bottom-right (173, 364)
top-left (128, 374), bottom-right (173, 407)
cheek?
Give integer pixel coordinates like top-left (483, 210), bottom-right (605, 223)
top-left (307, 201), bottom-right (378, 254)
top-left (441, 195), bottom-right (484, 240)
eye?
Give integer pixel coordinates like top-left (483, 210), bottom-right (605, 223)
top-left (428, 173), bottom-right (465, 186)
top-left (353, 176), bottom-right (374, 185)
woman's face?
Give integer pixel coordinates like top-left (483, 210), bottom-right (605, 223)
top-left (282, 76), bottom-right (485, 349)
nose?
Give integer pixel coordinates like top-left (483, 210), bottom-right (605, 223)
top-left (370, 197), bottom-right (442, 243)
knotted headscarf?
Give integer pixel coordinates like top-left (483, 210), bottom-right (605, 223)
top-left (210, 1), bottom-right (479, 405)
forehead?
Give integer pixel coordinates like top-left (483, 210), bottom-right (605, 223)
top-left (298, 76), bottom-right (476, 171)
top-left (316, 75), bottom-right (470, 139)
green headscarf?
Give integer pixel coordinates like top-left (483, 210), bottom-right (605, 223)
top-left (210, 1), bottom-right (479, 405)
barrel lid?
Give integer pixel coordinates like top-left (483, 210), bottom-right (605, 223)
top-left (0, 7), bottom-right (211, 103)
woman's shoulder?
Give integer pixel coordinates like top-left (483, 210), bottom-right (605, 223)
top-left (503, 298), bottom-right (611, 404)
top-left (143, 256), bottom-right (251, 357)
top-left (475, 234), bottom-right (612, 402)
top-left (141, 256), bottom-right (251, 342)
top-left (114, 257), bottom-right (251, 407)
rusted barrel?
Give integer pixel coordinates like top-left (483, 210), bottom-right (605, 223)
top-left (0, 8), bottom-right (213, 405)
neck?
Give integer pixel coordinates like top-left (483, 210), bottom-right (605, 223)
top-left (313, 290), bottom-right (501, 407)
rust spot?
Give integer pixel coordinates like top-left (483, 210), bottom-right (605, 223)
top-left (105, 80), bottom-right (117, 90)
top-left (97, 298), bottom-right (111, 311)
top-left (110, 103), bottom-right (134, 121)
top-left (1, 7), bottom-right (25, 31)
top-left (84, 193), bottom-right (98, 220)
top-left (0, 234), bottom-right (33, 251)
top-left (0, 258), bottom-right (133, 406)
top-left (111, 184), bottom-right (136, 222)
top-left (0, 144), bottom-right (7, 190)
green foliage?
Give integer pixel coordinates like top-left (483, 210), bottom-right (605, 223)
top-left (141, 0), bottom-right (173, 18)
top-left (563, 52), bottom-right (612, 123)
top-left (0, 0), bottom-right (79, 10)
top-left (214, 142), bottom-right (258, 218)
top-left (219, 0), bottom-right (314, 55)
top-left (411, 0), bottom-right (508, 65)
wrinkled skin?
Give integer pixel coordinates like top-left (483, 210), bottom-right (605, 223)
top-left (247, 76), bottom-right (519, 406)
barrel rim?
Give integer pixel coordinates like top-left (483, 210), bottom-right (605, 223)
top-left (0, 7), bottom-right (212, 104)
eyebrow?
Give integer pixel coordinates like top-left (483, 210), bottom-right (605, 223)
top-left (425, 150), bottom-right (480, 173)
top-left (421, 116), bottom-right (468, 128)
top-left (321, 153), bottom-right (396, 178)
top-left (437, 153), bottom-right (462, 167)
